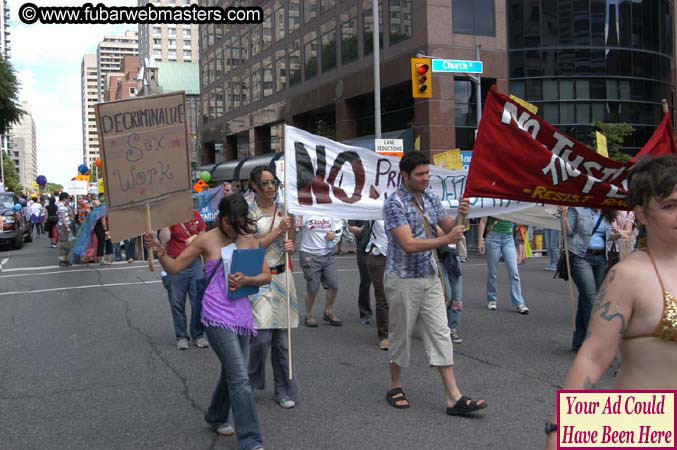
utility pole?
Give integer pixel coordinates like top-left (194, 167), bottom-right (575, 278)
top-left (372, 0), bottom-right (381, 139)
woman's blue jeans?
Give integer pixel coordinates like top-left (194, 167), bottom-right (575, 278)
top-left (485, 231), bottom-right (526, 307)
top-left (440, 258), bottom-right (462, 330)
top-left (205, 326), bottom-right (262, 450)
top-left (570, 252), bottom-right (607, 351)
top-left (166, 258), bottom-right (205, 340)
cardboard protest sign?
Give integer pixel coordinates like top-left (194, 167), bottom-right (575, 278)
top-left (466, 87), bottom-right (633, 210)
top-left (96, 92), bottom-right (193, 242)
top-left (283, 125), bottom-right (534, 220)
top-left (96, 92), bottom-right (192, 209)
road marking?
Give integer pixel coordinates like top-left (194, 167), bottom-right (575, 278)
top-left (0, 280), bottom-right (162, 296)
top-left (1, 258), bottom-right (8, 266)
top-left (0, 264), bottom-right (150, 279)
top-left (1, 260), bottom-right (147, 273)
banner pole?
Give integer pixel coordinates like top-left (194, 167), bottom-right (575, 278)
top-left (662, 98), bottom-right (669, 114)
top-left (145, 203), bottom-right (155, 272)
top-left (283, 128), bottom-right (293, 381)
top-left (560, 214), bottom-right (576, 330)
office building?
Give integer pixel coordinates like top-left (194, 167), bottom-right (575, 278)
top-left (103, 55), bottom-right (140, 101)
top-left (81, 53), bottom-right (99, 166)
top-left (138, 0), bottom-right (200, 65)
top-left (96, 31), bottom-right (139, 102)
top-left (199, 0), bottom-right (509, 163)
top-left (11, 103), bottom-right (37, 188)
top-left (507, 0), bottom-right (675, 152)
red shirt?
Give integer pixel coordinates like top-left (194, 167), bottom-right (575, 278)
top-left (166, 211), bottom-right (206, 258)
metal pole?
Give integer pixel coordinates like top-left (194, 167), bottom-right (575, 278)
top-left (372, 0), bottom-right (381, 139)
top-left (475, 44), bottom-right (482, 131)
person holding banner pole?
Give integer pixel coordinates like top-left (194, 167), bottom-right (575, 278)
top-left (383, 151), bottom-right (487, 415)
top-left (145, 194), bottom-right (271, 449)
top-left (558, 206), bottom-right (622, 352)
top-left (245, 167), bottom-right (298, 409)
top-left (545, 154), bottom-right (677, 450)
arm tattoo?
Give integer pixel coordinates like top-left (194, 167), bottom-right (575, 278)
top-left (597, 302), bottom-right (627, 335)
top-left (588, 269), bottom-right (626, 336)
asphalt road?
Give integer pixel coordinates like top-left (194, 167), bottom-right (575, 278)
top-left (0, 236), bottom-right (615, 450)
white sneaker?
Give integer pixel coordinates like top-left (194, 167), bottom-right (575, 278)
top-left (450, 328), bottom-right (463, 344)
top-left (176, 338), bottom-right (189, 350)
top-left (487, 301), bottom-right (497, 310)
top-left (216, 423), bottom-right (235, 436)
top-left (278, 399), bottom-right (296, 409)
top-left (195, 337), bottom-right (209, 348)
top-left (515, 304), bottom-right (529, 315)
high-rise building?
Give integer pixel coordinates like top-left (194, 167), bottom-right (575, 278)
top-left (199, 0), bottom-right (509, 164)
top-left (138, 0), bottom-right (200, 65)
top-left (1, 0), bottom-right (12, 185)
top-left (103, 55), bottom-right (140, 101)
top-left (96, 31), bottom-right (139, 102)
top-left (81, 53), bottom-right (99, 166)
top-left (11, 103), bottom-right (37, 188)
top-left (508, 0), bottom-right (675, 152)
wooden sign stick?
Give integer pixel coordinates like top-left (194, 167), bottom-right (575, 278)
top-left (145, 203), bottom-right (155, 272)
top-left (284, 149), bottom-right (293, 381)
top-left (561, 215), bottom-right (576, 330)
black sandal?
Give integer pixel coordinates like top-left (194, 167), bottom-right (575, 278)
top-left (385, 388), bottom-right (410, 409)
top-left (446, 395), bottom-right (487, 416)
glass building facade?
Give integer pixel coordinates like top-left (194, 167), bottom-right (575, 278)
top-left (508, 0), bottom-right (674, 151)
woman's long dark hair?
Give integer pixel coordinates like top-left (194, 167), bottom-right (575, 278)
top-left (217, 193), bottom-right (258, 236)
top-left (249, 165), bottom-right (280, 191)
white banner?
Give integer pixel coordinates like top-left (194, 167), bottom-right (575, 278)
top-left (65, 180), bottom-right (89, 196)
top-left (283, 125), bottom-right (554, 223)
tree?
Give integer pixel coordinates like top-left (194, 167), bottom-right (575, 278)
top-left (0, 57), bottom-right (25, 135)
top-left (591, 122), bottom-right (634, 163)
top-left (1, 151), bottom-right (22, 193)
top-left (44, 183), bottom-right (63, 195)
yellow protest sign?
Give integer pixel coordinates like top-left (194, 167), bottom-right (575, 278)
top-left (509, 95), bottom-right (539, 115)
top-left (595, 131), bottom-right (609, 158)
top-left (76, 174), bottom-right (90, 182)
top-left (98, 179), bottom-right (105, 193)
top-left (433, 149), bottom-right (463, 170)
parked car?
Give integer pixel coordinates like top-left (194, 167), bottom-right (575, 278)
top-left (0, 192), bottom-right (32, 249)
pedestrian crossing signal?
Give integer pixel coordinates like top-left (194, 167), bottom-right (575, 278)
top-left (411, 58), bottom-right (432, 99)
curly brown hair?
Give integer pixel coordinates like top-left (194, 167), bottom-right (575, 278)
top-left (627, 154), bottom-right (677, 211)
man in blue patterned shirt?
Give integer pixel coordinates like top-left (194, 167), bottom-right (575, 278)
top-left (383, 151), bottom-right (487, 416)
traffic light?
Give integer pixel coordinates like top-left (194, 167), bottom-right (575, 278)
top-left (411, 58), bottom-right (432, 99)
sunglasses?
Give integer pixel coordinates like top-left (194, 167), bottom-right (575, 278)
top-left (258, 180), bottom-right (277, 187)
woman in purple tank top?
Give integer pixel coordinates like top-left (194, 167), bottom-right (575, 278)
top-left (145, 194), bottom-right (271, 450)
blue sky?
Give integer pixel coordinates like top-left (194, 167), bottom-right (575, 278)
top-left (8, 0), bottom-right (136, 186)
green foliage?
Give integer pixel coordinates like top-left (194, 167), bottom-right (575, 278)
top-left (0, 58), bottom-right (25, 135)
top-left (44, 183), bottom-right (63, 195)
top-left (591, 122), bottom-right (634, 163)
top-left (2, 151), bottom-right (22, 193)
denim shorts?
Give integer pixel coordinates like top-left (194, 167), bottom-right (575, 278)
top-left (299, 251), bottom-right (339, 295)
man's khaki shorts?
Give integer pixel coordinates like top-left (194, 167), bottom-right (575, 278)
top-left (385, 272), bottom-right (453, 368)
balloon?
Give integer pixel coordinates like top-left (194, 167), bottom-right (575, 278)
top-left (36, 175), bottom-right (47, 186)
top-left (78, 164), bottom-right (89, 174)
top-left (14, 204), bottom-right (22, 211)
top-left (199, 171), bottom-right (212, 183)
top-left (95, 158), bottom-right (102, 169)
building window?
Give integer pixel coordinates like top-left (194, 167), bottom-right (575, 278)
top-left (153, 49), bottom-right (162, 58)
top-left (276, 49), bottom-right (286, 92)
top-left (321, 20), bottom-right (337, 73)
top-left (252, 24), bottom-right (261, 57)
top-left (289, 40), bottom-right (302, 86)
top-left (321, 0), bottom-right (335, 13)
top-left (263, 7), bottom-right (273, 49)
top-left (289, 0), bottom-right (301, 34)
top-left (304, 0), bottom-right (317, 23)
top-left (153, 26), bottom-right (161, 34)
top-left (153, 38), bottom-right (162, 45)
top-left (241, 68), bottom-right (250, 107)
top-left (241, 30), bottom-right (250, 62)
top-left (183, 28), bottom-right (191, 37)
top-left (183, 39), bottom-right (191, 47)
top-left (215, 47), bottom-right (223, 78)
top-left (389, 0), bottom-right (412, 44)
top-left (304, 31), bottom-right (318, 79)
top-left (232, 76), bottom-right (241, 110)
top-left (168, 39), bottom-right (176, 46)
top-left (252, 62), bottom-right (261, 103)
top-left (263, 56), bottom-right (273, 97)
top-left (168, 27), bottom-right (177, 36)
top-left (363, 0), bottom-right (383, 55)
top-left (216, 87), bottom-right (224, 117)
top-left (340, 10), bottom-right (358, 65)
top-left (275, 1), bottom-right (285, 41)
top-left (452, 0), bottom-right (495, 36)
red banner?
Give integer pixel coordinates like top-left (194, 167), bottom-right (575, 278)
top-left (631, 112), bottom-right (677, 163)
top-left (465, 87), bottom-right (632, 210)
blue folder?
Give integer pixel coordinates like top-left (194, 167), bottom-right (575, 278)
top-left (228, 248), bottom-right (266, 299)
